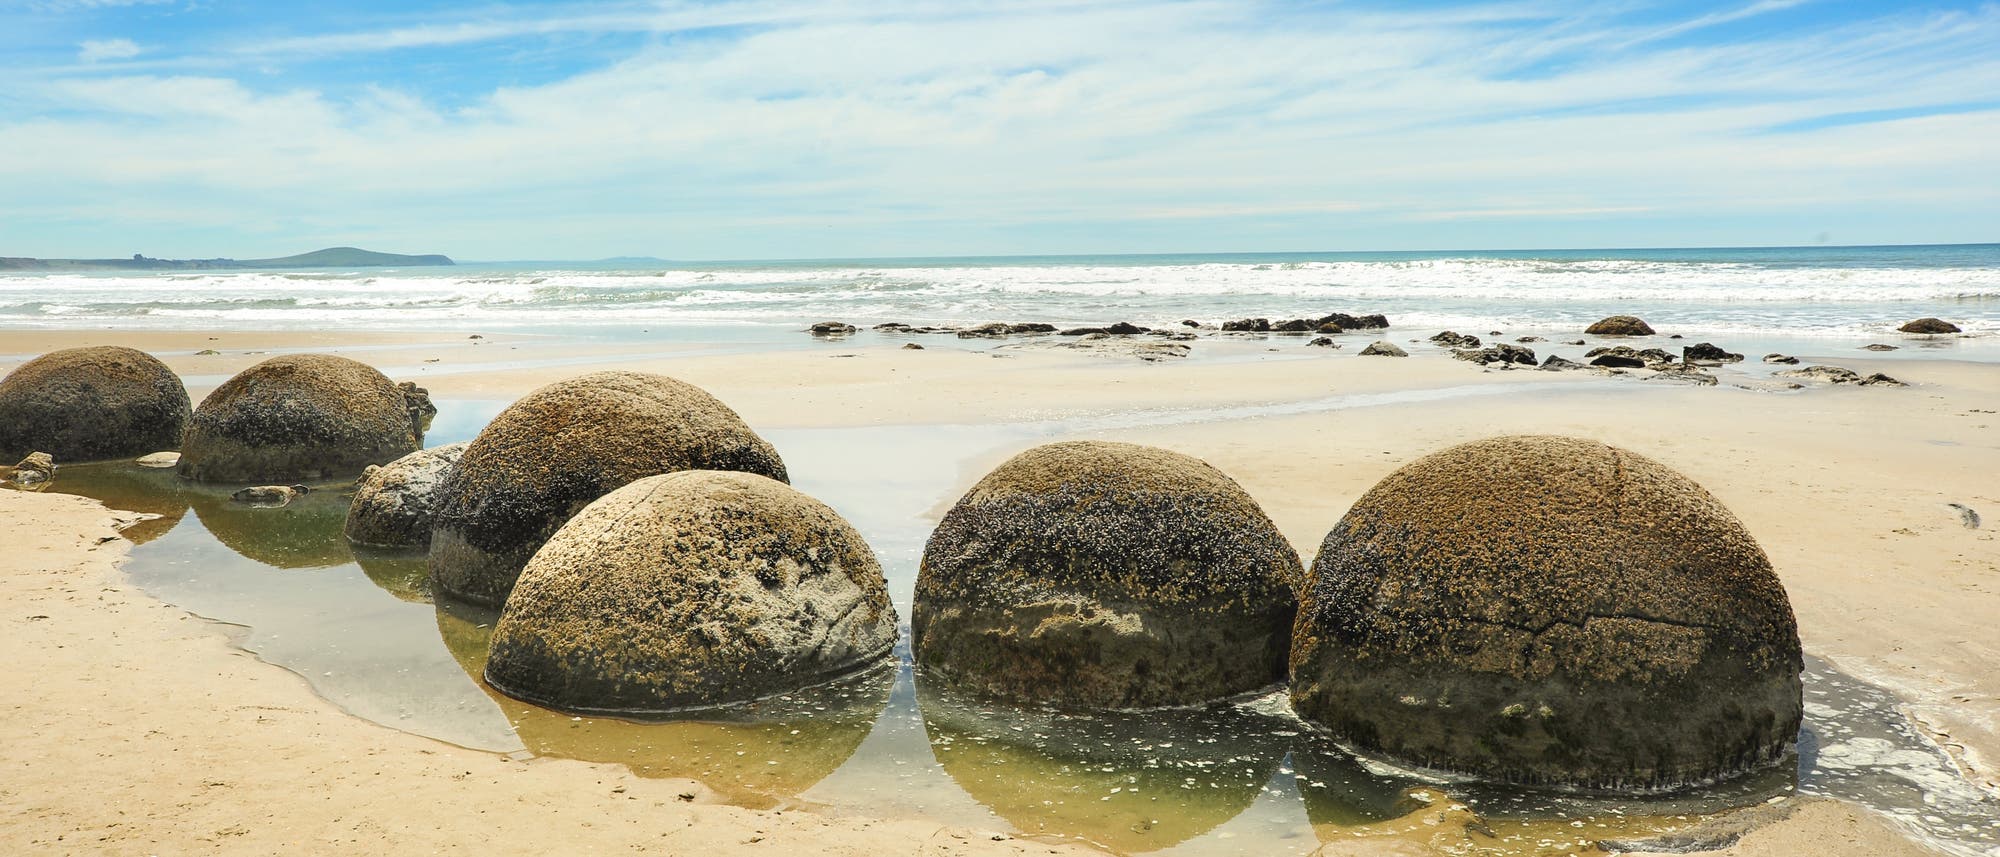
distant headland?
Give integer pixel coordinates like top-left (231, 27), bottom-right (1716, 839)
top-left (0, 247), bottom-right (454, 272)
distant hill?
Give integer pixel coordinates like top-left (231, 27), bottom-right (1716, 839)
top-left (0, 246), bottom-right (454, 271)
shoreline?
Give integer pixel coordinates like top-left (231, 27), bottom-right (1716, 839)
top-left (4, 327), bottom-right (1995, 855)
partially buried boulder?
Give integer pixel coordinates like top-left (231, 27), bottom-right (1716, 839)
top-left (1290, 435), bottom-right (1803, 790)
top-left (177, 354), bottom-right (420, 483)
top-left (914, 441), bottom-right (1300, 709)
top-left (484, 470), bottom-right (896, 714)
top-left (1585, 315), bottom-right (1656, 336)
top-left (344, 442), bottom-right (468, 549)
top-left (1359, 341), bottom-right (1408, 357)
top-left (428, 371), bottom-right (787, 607)
top-left (0, 346), bottom-right (191, 463)
top-left (1898, 317), bottom-right (1961, 334)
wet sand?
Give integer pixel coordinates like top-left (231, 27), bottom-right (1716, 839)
top-left (3, 327), bottom-right (1994, 855)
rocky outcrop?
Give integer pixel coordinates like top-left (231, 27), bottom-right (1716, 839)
top-left (1539, 355), bottom-right (1585, 371)
top-left (808, 321), bottom-right (857, 336)
top-left (1898, 318), bottom-right (1961, 334)
top-left (1359, 341), bottom-right (1408, 357)
top-left (428, 371), bottom-right (788, 608)
top-left (1586, 345), bottom-right (1674, 369)
top-left (1762, 353), bottom-right (1800, 365)
top-left (177, 354), bottom-right (421, 483)
top-left (1429, 331), bottom-right (1481, 349)
top-left (344, 442), bottom-right (469, 549)
top-left (1319, 312), bottom-right (1389, 330)
top-left (1307, 337), bottom-right (1338, 348)
top-left (1774, 365), bottom-right (1863, 384)
top-left (1452, 344), bottom-right (1535, 366)
top-left (0, 346), bottom-right (191, 463)
top-left (1222, 318), bottom-right (1271, 332)
top-left (915, 441), bottom-right (1300, 709)
top-left (1271, 319), bottom-right (1316, 333)
top-left (1585, 315), bottom-right (1656, 336)
top-left (1682, 343), bottom-right (1744, 364)
top-left (1290, 435), bottom-right (1803, 789)
top-left (485, 470), bottom-right (896, 714)
top-left (398, 382), bottom-right (436, 433)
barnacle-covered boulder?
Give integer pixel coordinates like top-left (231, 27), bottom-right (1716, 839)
top-left (0, 346), bottom-right (190, 462)
top-left (914, 441), bottom-right (1301, 709)
top-left (428, 371), bottom-right (787, 607)
top-left (343, 442), bottom-right (467, 548)
top-left (177, 354), bottom-right (420, 483)
top-left (484, 470), bottom-right (895, 713)
top-left (1290, 435), bottom-right (1803, 790)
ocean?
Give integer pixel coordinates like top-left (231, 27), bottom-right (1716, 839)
top-left (4, 243), bottom-right (1996, 341)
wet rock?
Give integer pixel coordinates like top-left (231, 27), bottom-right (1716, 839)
top-left (178, 354), bottom-right (420, 483)
top-left (808, 321), bottom-right (857, 336)
top-left (1774, 365), bottom-right (1861, 384)
top-left (914, 441), bottom-right (1301, 709)
top-left (1565, 339), bottom-right (1587, 345)
top-left (194, 348), bottom-right (221, 356)
top-left (231, 484), bottom-right (310, 505)
top-left (1585, 315), bottom-right (1656, 336)
top-left (398, 381), bottom-right (437, 433)
top-left (0, 346), bottom-right (191, 463)
top-left (1290, 435), bottom-right (1803, 789)
top-left (1860, 343), bottom-right (1899, 352)
top-left (1539, 355), bottom-right (1585, 371)
top-left (1222, 318), bottom-right (1271, 332)
top-left (1155, 331), bottom-right (1196, 342)
top-left (429, 371), bottom-right (788, 608)
top-left (1359, 341), bottom-right (1408, 357)
top-left (1682, 343), bottom-right (1744, 364)
top-left (902, 343), bottom-right (925, 350)
top-left (1181, 319), bottom-right (1202, 328)
top-left (1516, 336), bottom-right (1544, 343)
top-left (1058, 326), bottom-right (1107, 336)
top-left (1763, 353), bottom-right (1800, 365)
top-left (486, 470), bottom-right (896, 713)
top-left (1104, 321), bottom-right (1148, 335)
top-left (1452, 344), bottom-right (1535, 366)
top-left (873, 322), bottom-right (912, 332)
top-left (1898, 317), bottom-right (1961, 334)
top-left (1271, 319), bottom-right (1316, 333)
top-left (135, 451), bottom-right (180, 468)
top-left (1860, 372), bottom-right (1906, 387)
top-left (1319, 312), bottom-right (1389, 330)
top-left (1008, 323), bottom-right (1057, 334)
top-left (344, 442), bottom-right (469, 549)
top-left (1429, 331), bottom-right (1481, 349)
top-left (10, 451), bottom-right (54, 483)
top-left (956, 322), bottom-right (1013, 339)
top-left (1647, 364), bottom-right (1719, 386)
top-left (1314, 322), bottom-right (1344, 334)
top-left (1308, 337), bottom-right (1338, 348)
top-left (1587, 348), bottom-right (1648, 369)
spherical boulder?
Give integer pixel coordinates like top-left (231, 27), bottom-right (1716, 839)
top-left (177, 354), bottom-right (421, 483)
top-left (343, 442), bottom-right (467, 549)
top-left (428, 371), bottom-right (789, 607)
top-left (0, 346), bottom-right (190, 462)
top-left (1290, 435), bottom-right (1803, 790)
top-left (484, 470), bottom-right (896, 714)
top-left (913, 440), bottom-right (1301, 709)
top-left (1898, 317), bottom-right (1961, 334)
top-left (1585, 315), bottom-right (1656, 336)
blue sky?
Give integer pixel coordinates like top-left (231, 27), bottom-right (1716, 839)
top-left (1, 0), bottom-right (1996, 260)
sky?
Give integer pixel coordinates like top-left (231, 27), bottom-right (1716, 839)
top-left (0, 0), bottom-right (1996, 261)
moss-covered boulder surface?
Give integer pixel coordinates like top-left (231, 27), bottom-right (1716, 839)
top-left (177, 354), bottom-right (419, 483)
top-left (428, 371), bottom-right (788, 607)
top-left (344, 442), bottom-right (467, 548)
top-left (484, 470), bottom-right (895, 714)
top-left (0, 346), bottom-right (190, 462)
top-left (1290, 435), bottom-right (1803, 790)
top-left (914, 440), bottom-right (1301, 709)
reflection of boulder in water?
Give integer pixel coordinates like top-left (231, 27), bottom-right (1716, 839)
top-left (914, 670), bottom-right (1291, 852)
top-left (435, 600), bottom-right (884, 809)
top-left (29, 461), bottom-right (190, 545)
top-left (189, 487), bottom-right (356, 569)
top-left (352, 547), bottom-right (431, 603)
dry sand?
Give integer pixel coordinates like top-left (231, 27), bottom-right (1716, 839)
top-left (3, 328), bottom-right (1993, 855)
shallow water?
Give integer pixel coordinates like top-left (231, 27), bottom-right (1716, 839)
top-left (30, 392), bottom-right (2000, 857)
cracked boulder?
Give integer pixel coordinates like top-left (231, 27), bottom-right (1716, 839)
top-left (485, 470), bottom-right (896, 714)
top-left (429, 371), bottom-right (788, 607)
top-left (178, 354), bottom-right (421, 483)
top-left (914, 441), bottom-right (1301, 709)
top-left (344, 442), bottom-right (468, 549)
top-left (0, 346), bottom-right (191, 463)
top-left (1290, 435), bottom-right (1803, 790)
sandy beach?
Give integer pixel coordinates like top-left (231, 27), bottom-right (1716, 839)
top-left (3, 327), bottom-right (1994, 856)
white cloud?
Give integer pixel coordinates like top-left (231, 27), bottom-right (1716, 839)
top-left (77, 38), bottom-right (141, 62)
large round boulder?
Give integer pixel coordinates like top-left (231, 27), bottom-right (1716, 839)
top-left (484, 470), bottom-right (896, 714)
top-left (177, 354), bottom-right (421, 483)
top-left (343, 442), bottom-right (467, 549)
top-left (914, 440), bottom-right (1301, 709)
top-left (1584, 315), bottom-right (1656, 336)
top-left (0, 346), bottom-right (190, 462)
top-left (1290, 435), bottom-right (1803, 790)
top-left (1898, 317), bottom-right (1961, 334)
top-left (428, 371), bottom-right (788, 607)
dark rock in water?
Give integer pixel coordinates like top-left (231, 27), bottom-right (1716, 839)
top-left (1318, 312), bottom-right (1389, 330)
top-left (231, 484), bottom-right (310, 505)
top-left (1860, 372), bottom-right (1906, 387)
top-left (1860, 343), bottom-right (1899, 352)
top-left (1539, 355), bottom-right (1585, 371)
top-left (1429, 331), bottom-right (1481, 349)
top-left (1565, 339), bottom-right (1587, 345)
top-left (1516, 336), bottom-right (1544, 343)
top-left (1308, 337), bottom-right (1338, 348)
top-left (1058, 327), bottom-right (1107, 336)
top-left (0, 346), bottom-right (191, 463)
top-left (345, 442), bottom-right (468, 549)
top-left (1588, 349), bottom-right (1647, 368)
top-left (1488, 330), bottom-right (1503, 336)
top-left (1008, 322), bottom-right (1057, 334)
top-left (1271, 319), bottom-right (1316, 333)
top-left (1222, 318), bottom-right (1271, 332)
top-left (1647, 364), bottom-right (1719, 386)
top-left (1638, 347), bottom-right (1675, 365)
top-left (956, 322), bottom-right (1013, 339)
top-left (1763, 353), bottom-right (1800, 365)
top-left (1104, 321), bottom-right (1148, 335)
top-left (398, 381), bottom-right (436, 433)
top-left (1315, 322), bottom-right (1344, 334)
top-left (487, 470), bottom-right (897, 714)
top-left (915, 441), bottom-right (1300, 709)
top-left (1181, 319), bottom-right (1202, 328)
top-left (1359, 341), bottom-right (1408, 357)
top-left (1290, 435), bottom-right (1803, 789)
top-left (808, 321), bottom-right (857, 336)
top-left (1898, 317), bottom-right (1961, 334)
top-left (1155, 331), bottom-right (1196, 342)
top-left (10, 451), bottom-right (55, 483)
top-left (178, 354), bottom-right (420, 483)
top-left (1775, 365), bottom-right (1862, 384)
top-left (429, 371), bottom-right (787, 608)
top-left (902, 343), bottom-right (925, 350)
top-left (1585, 315), bottom-right (1656, 336)
top-left (873, 322), bottom-right (913, 331)
top-left (1670, 334), bottom-right (1684, 339)
top-left (1453, 344), bottom-right (1535, 366)
top-left (1682, 343), bottom-right (1744, 364)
